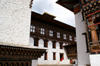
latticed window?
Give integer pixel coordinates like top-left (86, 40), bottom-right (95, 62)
top-left (57, 32), bottom-right (60, 38)
top-left (49, 30), bottom-right (53, 36)
top-left (69, 35), bottom-right (72, 41)
top-left (74, 37), bottom-right (76, 41)
top-left (40, 28), bottom-right (45, 35)
top-left (63, 34), bottom-right (66, 40)
top-left (30, 25), bottom-right (35, 33)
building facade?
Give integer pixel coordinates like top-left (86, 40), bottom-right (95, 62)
top-left (30, 12), bottom-right (77, 65)
top-left (57, 0), bottom-right (100, 66)
top-left (0, 0), bottom-right (45, 66)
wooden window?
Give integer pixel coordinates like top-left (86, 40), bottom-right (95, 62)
top-left (34, 38), bottom-right (39, 46)
top-left (63, 34), bottom-right (66, 40)
top-left (49, 30), bottom-right (53, 36)
top-left (74, 37), bottom-right (76, 42)
top-left (44, 52), bottom-right (47, 60)
top-left (60, 43), bottom-right (63, 49)
top-left (57, 32), bottom-right (60, 38)
top-left (53, 52), bottom-right (56, 60)
top-left (69, 35), bottom-right (72, 41)
top-left (40, 28), bottom-right (45, 35)
top-left (44, 39), bottom-right (48, 47)
top-left (30, 25), bottom-right (35, 33)
top-left (52, 41), bottom-right (56, 48)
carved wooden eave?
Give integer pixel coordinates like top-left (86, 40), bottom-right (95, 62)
top-left (56, 0), bottom-right (80, 13)
top-left (63, 43), bottom-right (77, 59)
top-left (81, 0), bottom-right (100, 18)
top-left (0, 45), bottom-right (46, 61)
top-left (31, 12), bottom-right (76, 32)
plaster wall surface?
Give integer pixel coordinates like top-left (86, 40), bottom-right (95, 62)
top-left (90, 54), bottom-right (100, 66)
top-left (30, 37), bottom-right (70, 65)
top-left (75, 12), bottom-right (90, 66)
top-left (32, 60), bottom-right (38, 66)
top-left (0, 0), bottom-right (31, 46)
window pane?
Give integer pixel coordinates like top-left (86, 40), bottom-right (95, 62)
top-left (49, 30), bottom-right (53, 36)
top-left (57, 32), bottom-right (60, 38)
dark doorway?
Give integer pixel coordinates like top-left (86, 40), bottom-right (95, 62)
top-left (60, 53), bottom-right (64, 61)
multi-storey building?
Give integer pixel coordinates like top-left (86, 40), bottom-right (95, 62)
top-left (0, 0), bottom-right (45, 66)
top-left (57, 0), bottom-right (100, 66)
top-left (30, 12), bottom-right (77, 65)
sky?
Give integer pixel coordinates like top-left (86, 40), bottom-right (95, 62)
top-left (32, 0), bottom-right (75, 27)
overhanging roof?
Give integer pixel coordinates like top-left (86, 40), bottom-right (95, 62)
top-left (56, 0), bottom-right (79, 12)
top-left (31, 11), bottom-right (76, 32)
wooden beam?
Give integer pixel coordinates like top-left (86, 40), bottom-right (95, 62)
top-left (59, 2), bottom-right (78, 4)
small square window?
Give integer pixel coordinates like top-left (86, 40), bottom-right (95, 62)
top-left (57, 32), bottom-right (60, 38)
top-left (49, 30), bottom-right (53, 36)
top-left (33, 26), bottom-right (35, 32)
top-left (69, 36), bottom-right (72, 41)
top-left (30, 25), bottom-right (35, 33)
top-left (74, 37), bottom-right (76, 41)
top-left (40, 28), bottom-right (45, 35)
top-left (30, 25), bottom-right (33, 32)
top-left (63, 34), bottom-right (66, 40)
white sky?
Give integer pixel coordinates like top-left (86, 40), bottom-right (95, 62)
top-left (32, 0), bottom-right (75, 27)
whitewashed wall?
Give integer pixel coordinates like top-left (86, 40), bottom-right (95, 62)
top-left (90, 54), bottom-right (100, 66)
top-left (0, 0), bottom-right (31, 46)
top-left (30, 37), bottom-right (70, 65)
top-left (75, 12), bottom-right (90, 66)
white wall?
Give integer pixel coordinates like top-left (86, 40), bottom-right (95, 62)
top-left (75, 12), bottom-right (90, 66)
top-left (90, 54), bottom-right (100, 66)
top-left (30, 37), bottom-right (70, 65)
top-left (32, 60), bottom-right (38, 66)
top-left (0, 0), bottom-right (31, 46)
